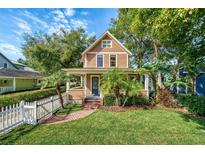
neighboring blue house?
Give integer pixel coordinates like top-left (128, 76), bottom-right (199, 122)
top-left (176, 68), bottom-right (205, 96)
top-left (196, 73), bottom-right (205, 96)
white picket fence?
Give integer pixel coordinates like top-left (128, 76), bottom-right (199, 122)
top-left (0, 93), bottom-right (67, 134)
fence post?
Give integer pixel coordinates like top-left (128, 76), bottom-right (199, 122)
top-left (33, 101), bottom-right (37, 124)
top-left (20, 101), bottom-right (25, 123)
top-left (51, 96), bottom-right (54, 115)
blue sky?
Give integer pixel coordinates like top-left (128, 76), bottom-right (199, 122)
top-left (0, 8), bottom-right (118, 61)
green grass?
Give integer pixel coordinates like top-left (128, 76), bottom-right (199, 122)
top-left (54, 104), bottom-right (83, 115)
top-left (1, 108), bottom-right (205, 145)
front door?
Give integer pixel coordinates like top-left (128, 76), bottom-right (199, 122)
top-left (92, 77), bottom-right (99, 96)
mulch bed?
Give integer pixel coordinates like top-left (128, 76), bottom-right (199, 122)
top-left (99, 103), bottom-right (155, 112)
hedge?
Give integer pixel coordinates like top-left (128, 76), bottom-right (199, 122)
top-left (103, 94), bottom-right (149, 106)
top-left (0, 86), bottom-right (66, 108)
top-left (125, 95), bottom-right (149, 106)
top-left (104, 95), bottom-right (116, 106)
top-left (177, 94), bottom-right (205, 117)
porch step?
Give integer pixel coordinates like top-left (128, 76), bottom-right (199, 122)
top-left (84, 99), bottom-right (102, 109)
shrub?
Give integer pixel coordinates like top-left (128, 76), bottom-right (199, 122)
top-left (125, 95), bottom-right (149, 106)
top-left (103, 95), bottom-right (116, 106)
top-left (177, 94), bottom-right (205, 116)
top-left (0, 86), bottom-right (66, 107)
top-left (103, 94), bottom-right (149, 106)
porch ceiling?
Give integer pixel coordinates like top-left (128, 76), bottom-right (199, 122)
top-left (62, 68), bottom-right (136, 74)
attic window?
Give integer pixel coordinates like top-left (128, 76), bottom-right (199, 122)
top-left (4, 63), bottom-right (7, 68)
top-left (102, 40), bottom-right (112, 48)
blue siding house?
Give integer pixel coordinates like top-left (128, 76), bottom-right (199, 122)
top-left (196, 73), bottom-right (205, 96)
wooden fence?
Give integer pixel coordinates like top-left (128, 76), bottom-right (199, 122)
top-left (0, 93), bottom-right (67, 134)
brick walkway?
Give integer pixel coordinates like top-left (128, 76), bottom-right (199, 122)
top-left (42, 108), bottom-right (97, 125)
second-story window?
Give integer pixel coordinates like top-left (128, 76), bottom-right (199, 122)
top-left (97, 55), bottom-right (103, 67)
top-left (110, 55), bottom-right (116, 67)
top-left (102, 40), bottom-right (112, 48)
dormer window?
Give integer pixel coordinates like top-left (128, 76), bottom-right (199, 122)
top-left (102, 40), bottom-right (112, 48)
top-left (4, 63), bottom-right (7, 68)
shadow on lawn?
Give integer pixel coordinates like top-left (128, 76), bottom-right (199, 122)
top-left (54, 104), bottom-right (83, 116)
top-left (180, 113), bottom-right (205, 131)
top-left (0, 124), bottom-right (38, 145)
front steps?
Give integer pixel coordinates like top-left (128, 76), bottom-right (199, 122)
top-left (83, 97), bottom-right (103, 109)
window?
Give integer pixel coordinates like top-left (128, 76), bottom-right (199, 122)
top-left (102, 40), bottom-right (112, 48)
top-left (110, 55), bottom-right (116, 67)
top-left (4, 63), bottom-right (7, 68)
top-left (3, 80), bottom-right (7, 84)
top-left (97, 55), bottom-right (103, 67)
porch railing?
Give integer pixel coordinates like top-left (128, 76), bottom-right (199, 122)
top-left (0, 87), bottom-right (13, 94)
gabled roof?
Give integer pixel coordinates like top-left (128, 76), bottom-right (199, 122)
top-left (81, 31), bottom-right (133, 56)
top-left (0, 52), bottom-right (18, 69)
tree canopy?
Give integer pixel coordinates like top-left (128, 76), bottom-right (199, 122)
top-left (22, 28), bottom-right (95, 75)
top-left (110, 8), bottom-right (205, 96)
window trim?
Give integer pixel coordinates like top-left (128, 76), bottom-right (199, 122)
top-left (96, 54), bottom-right (104, 68)
top-left (101, 40), bottom-right (112, 48)
top-left (109, 54), bottom-right (117, 68)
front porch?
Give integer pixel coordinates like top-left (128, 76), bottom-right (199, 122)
top-left (64, 68), bottom-right (151, 105)
top-left (0, 77), bottom-right (16, 94)
top-left (66, 73), bottom-right (103, 105)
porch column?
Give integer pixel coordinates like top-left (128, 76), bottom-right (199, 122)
top-left (84, 74), bottom-right (87, 97)
top-left (13, 77), bottom-right (16, 91)
top-left (66, 79), bottom-right (70, 92)
top-left (144, 75), bottom-right (149, 97)
top-left (80, 75), bottom-right (83, 87)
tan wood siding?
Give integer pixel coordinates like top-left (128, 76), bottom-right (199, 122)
top-left (117, 54), bottom-right (128, 68)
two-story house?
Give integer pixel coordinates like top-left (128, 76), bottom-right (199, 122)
top-left (63, 31), bottom-right (150, 104)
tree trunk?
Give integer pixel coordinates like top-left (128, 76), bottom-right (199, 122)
top-left (152, 38), bottom-right (164, 90)
top-left (56, 82), bottom-right (65, 109)
top-left (114, 87), bottom-right (121, 106)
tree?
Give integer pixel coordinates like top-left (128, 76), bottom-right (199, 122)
top-left (110, 8), bottom-right (205, 99)
top-left (153, 8), bottom-right (205, 94)
top-left (41, 71), bottom-right (70, 108)
top-left (101, 69), bottom-right (143, 106)
top-left (22, 28), bottom-right (95, 107)
top-left (109, 9), bottom-right (152, 69)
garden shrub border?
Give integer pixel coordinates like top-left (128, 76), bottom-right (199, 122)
top-left (0, 86), bottom-right (66, 107)
top-left (177, 94), bottom-right (205, 117)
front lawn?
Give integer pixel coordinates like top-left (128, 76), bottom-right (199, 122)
top-left (1, 108), bottom-right (205, 144)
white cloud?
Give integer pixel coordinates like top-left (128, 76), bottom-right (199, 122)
top-left (52, 10), bottom-right (65, 20)
top-left (17, 22), bottom-right (32, 33)
top-left (48, 23), bottom-right (71, 35)
top-left (65, 8), bottom-right (75, 17)
top-left (70, 19), bottom-right (87, 29)
top-left (13, 30), bottom-right (22, 37)
top-left (0, 43), bottom-right (21, 55)
top-left (13, 17), bottom-right (32, 33)
top-left (22, 10), bottom-right (48, 29)
top-left (80, 11), bottom-right (89, 16)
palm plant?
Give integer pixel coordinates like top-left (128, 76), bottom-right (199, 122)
top-left (101, 69), bottom-right (126, 106)
top-left (122, 79), bottom-right (143, 107)
top-left (101, 69), bottom-right (143, 106)
top-left (41, 71), bottom-right (70, 109)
